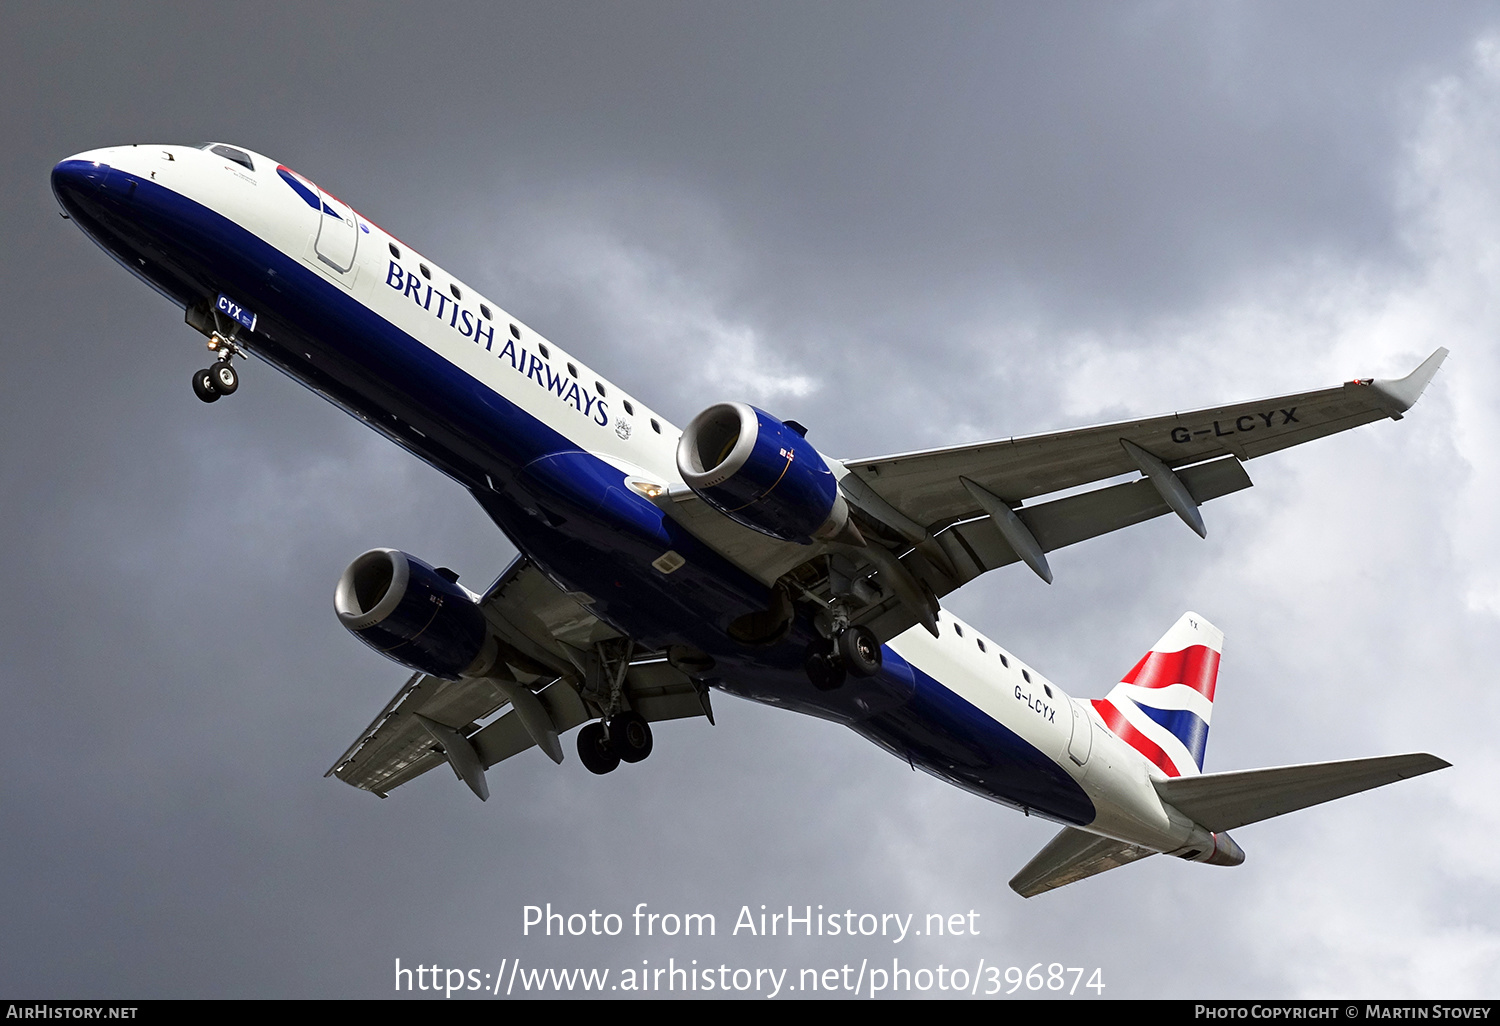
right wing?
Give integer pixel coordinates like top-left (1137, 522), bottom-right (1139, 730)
top-left (326, 556), bottom-right (713, 799)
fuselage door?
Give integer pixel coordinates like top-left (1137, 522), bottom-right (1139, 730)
top-left (1067, 698), bottom-right (1093, 766)
top-left (314, 188), bottom-right (359, 275)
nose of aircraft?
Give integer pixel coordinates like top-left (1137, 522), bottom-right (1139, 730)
top-left (51, 152), bottom-right (113, 216)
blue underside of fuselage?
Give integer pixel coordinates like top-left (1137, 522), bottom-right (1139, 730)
top-left (51, 158), bottom-right (1096, 826)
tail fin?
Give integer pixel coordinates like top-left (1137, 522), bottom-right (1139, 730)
top-left (1093, 612), bottom-right (1223, 778)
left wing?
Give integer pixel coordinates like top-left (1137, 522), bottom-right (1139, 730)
top-left (844, 348), bottom-right (1447, 531)
top-left (654, 350), bottom-right (1447, 644)
top-left (326, 556), bottom-right (712, 799)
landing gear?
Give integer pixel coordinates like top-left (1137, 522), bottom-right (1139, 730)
top-left (839, 625), bottom-right (883, 677)
top-left (191, 331), bottom-right (246, 403)
top-left (191, 367), bottom-right (221, 403)
top-left (607, 711), bottom-right (653, 763)
top-left (577, 722), bottom-right (621, 775)
top-left (805, 625), bottom-right (882, 690)
top-left (805, 646), bottom-right (846, 691)
top-left (209, 360), bottom-right (238, 395)
top-left (577, 712), bottom-right (654, 773)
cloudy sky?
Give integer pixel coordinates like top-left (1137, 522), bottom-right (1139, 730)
top-left (3, 2), bottom-right (1498, 999)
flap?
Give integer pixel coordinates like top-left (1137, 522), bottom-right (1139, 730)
top-left (327, 556), bottom-right (712, 797)
top-left (846, 349), bottom-right (1445, 530)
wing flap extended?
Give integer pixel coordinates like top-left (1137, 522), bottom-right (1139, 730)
top-left (859, 455), bottom-right (1253, 640)
top-left (1154, 753), bottom-right (1450, 833)
top-left (328, 555), bottom-right (714, 798)
top-left (617, 352), bottom-right (1444, 635)
top-left (846, 349), bottom-right (1446, 531)
top-left (1009, 826), bottom-right (1157, 898)
top-left (325, 672), bottom-right (501, 797)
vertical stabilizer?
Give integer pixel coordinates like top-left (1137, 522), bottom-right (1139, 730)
top-left (1093, 612), bottom-right (1223, 777)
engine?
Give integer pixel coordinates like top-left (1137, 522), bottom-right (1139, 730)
top-left (676, 402), bottom-right (851, 543)
top-left (334, 548), bottom-right (491, 680)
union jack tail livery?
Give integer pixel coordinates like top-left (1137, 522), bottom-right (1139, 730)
top-left (1093, 612), bottom-right (1222, 778)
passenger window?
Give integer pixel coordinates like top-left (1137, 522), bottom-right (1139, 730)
top-left (480, 305), bottom-right (492, 319)
top-left (388, 243), bottom-right (401, 259)
top-left (450, 284), bottom-right (462, 300)
top-left (595, 382), bottom-right (607, 397)
top-left (510, 324), bottom-right (520, 340)
top-left (419, 264), bottom-right (432, 280)
top-left (538, 343), bottom-right (550, 359)
top-left (623, 400), bottom-right (634, 415)
top-left (651, 419), bottom-right (661, 434)
top-left (567, 363), bottom-right (578, 378)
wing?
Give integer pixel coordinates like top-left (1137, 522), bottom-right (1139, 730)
top-left (326, 556), bottom-right (713, 800)
top-left (654, 350), bottom-right (1447, 643)
top-left (845, 348), bottom-right (1448, 528)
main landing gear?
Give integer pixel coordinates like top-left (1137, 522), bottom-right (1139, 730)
top-left (805, 624), bottom-right (883, 691)
top-left (577, 711), bottom-right (654, 775)
top-left (192, 332), bottom-right (245, 404)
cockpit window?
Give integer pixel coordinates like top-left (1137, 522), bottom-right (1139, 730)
top-left (207, 144), bottom-right (255, 171)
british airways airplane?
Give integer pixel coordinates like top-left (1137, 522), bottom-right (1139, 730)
top-left (52, 142), bottom-right (1449, 896)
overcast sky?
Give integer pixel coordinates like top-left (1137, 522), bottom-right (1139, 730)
top-left (3, 2), bottom-right (1498, 999)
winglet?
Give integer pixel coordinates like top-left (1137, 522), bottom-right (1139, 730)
top-left (1367, 347), bottom-right (1448, 421)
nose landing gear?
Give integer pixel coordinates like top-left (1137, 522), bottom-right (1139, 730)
top-left (193, 332), bottom-right (247, 403)
top-left (186, 296), bottom-right (250, 405)
top-left (191, 350), bottom-right (241, 403)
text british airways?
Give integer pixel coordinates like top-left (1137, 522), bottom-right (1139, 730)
top-left (385, 261), bottom-right (609, 426)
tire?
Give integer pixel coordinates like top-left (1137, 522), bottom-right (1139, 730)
top-left (838, 625), bottom-right (883, 677)
top-left (606, 711), bottom-right (653, 764)
top-left (577, 722), bottom-right (620, 775)
top-left (192, 368), bottom-right (221, 403)
top-left (805, 647), bottom-right (846, 691)
top-left (209, 360), bottom-right (239, 395)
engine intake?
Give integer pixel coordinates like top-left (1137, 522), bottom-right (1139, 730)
top-left (334, 548), bottom-right (490, 680)
top-left (677, 402), bottom-right (850, 543)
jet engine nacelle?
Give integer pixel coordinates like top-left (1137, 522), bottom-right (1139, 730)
top-left (334, 548), bottom-right (490, 680)
top-left (676, 402), bottom-right (851, 544)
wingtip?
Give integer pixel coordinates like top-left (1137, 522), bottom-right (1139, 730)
top-left (1369, 347), bottom-right (1449, 417)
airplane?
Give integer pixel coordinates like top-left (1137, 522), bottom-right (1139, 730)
top-left (51, 142), bottom-right (1450, 897)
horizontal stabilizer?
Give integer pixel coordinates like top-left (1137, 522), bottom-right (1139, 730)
top-left (1009, 826), bottom-right (1157, 898)
top-left (1154, 753), bottom-right (1449, 832)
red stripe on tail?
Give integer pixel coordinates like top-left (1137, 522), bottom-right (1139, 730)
top-left (1120, 644), bottom-right (1220, 701)
top-left (1093, 699), bottom-right (1181, 778)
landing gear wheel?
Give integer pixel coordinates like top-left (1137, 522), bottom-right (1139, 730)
top-left (209, 360), bottom-right (239, 395)
top-left (192, 368), bottom-right (221, 403)
top-left (805, 647), bottom-right (846, 691)
top-left (577, 722), bottom-right (620, 775)
top-left (606, 711), bottom-right (653, 764)
top-left (838, 625), bottom-right (883, 677)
